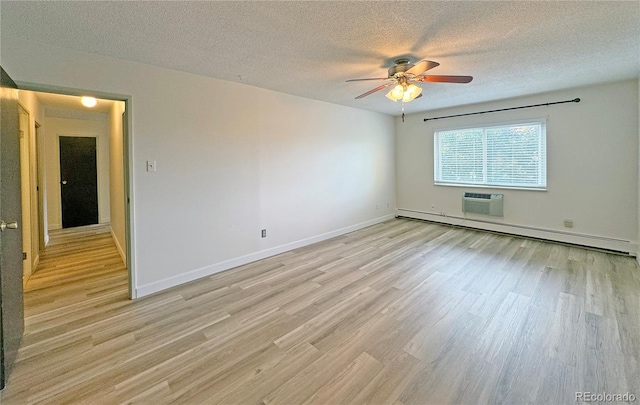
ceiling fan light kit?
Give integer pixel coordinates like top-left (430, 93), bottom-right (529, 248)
top-left (385, 82), bottom-right (422, 102)
top-left (347, 58), bottom-right (472, 105)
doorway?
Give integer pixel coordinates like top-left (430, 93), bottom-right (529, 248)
top-left (13, 87), bottom-right (135, 298)
top-left (1, 75), bottom-right (136, 390)
top-left (59, 136), bottom-right (99, 228)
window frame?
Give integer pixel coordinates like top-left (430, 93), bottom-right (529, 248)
top-left (433, 119), bottom-right (547, 191)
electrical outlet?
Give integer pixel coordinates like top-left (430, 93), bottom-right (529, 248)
top-left (146, 160), bottom-right (157, 172)
top-left (261, 229), bottom-right (266, 238)
top-left (563, 219), bottom-right (573, 228)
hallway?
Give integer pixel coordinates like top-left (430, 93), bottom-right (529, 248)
top-left (3, 224), bottom-right (128, 404)
top-left (25, 224), bottom-right (127, 295)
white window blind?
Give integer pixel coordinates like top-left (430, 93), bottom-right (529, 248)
top-left (434, 121), bottom-right (546, 189)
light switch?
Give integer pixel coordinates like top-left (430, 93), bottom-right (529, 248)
top-left (146, 160), bottom-right (157, 172)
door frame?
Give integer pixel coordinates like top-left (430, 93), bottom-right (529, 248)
top-left (17, 104), bottom-right (45, 284)
top-left (16, 82), bottom-right (137, 299)
top-left (17, 104), bottom-right (33, 284)
top-left (35, 122), bottom-right (46, 251)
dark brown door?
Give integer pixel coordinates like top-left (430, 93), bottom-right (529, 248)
top-left (59, 136), bottom-right (99, 228)
top-left (0, 66), bottom-right (24, 389)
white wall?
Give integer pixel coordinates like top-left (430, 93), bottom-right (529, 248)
top-left (396, 80), bottom-right (639, 252)
top-left (44, 113), bottom-right (110, 229)
top-left (109, 102), bottom-right (127, 263)
top-left (1, 38), bottom-right (396, 296)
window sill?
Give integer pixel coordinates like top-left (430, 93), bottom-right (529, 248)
top-left (434, 182), bottom-right (547, 192)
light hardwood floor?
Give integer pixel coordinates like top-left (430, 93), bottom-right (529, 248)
top-left (2, 219), bottom-right (639, 404)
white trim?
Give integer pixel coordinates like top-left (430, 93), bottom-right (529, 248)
top-left (110, 226), bottom-right (126, 265)
top-left (135, 214), bottom-right (395, 298)
top-left (33, 253), bottom-right (39, 271)
top-left (397, 208), bottom-right (638, 255)
top-left (433, 117), bottom-right (548, 133)
top-left (123, 98), bottom-right (136, 299)
top-left (434, 182), bottom-right (547, 192)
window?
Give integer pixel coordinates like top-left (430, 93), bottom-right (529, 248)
top-left (434, 120), bottom-right (546, 189)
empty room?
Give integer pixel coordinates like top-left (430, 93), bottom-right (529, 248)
top-left (0, 1), bottom-right (639, 404)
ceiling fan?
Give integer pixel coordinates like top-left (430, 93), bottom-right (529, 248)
top-left (347, 58), bottom-right (473, 103)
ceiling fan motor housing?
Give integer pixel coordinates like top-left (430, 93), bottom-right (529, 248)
top-left (388, 58), bottom-right (413, 78)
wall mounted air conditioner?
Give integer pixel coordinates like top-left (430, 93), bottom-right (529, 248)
top-left (462, 192), bottom-right (503, 217)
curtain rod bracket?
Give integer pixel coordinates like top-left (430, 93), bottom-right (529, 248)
top-left (423, 97), bottom-right (580, 122)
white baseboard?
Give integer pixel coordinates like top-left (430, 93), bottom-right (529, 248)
top-left (110, 226), bottom-right (126, 264)
top-left (33, 253), bottom-right (39, 273)
top-left (22, 253), bottom-right (39, 288)
top-left (397, 209), bottom-right (638, 255)
top-left (135, 214), bottom-right (395, 298)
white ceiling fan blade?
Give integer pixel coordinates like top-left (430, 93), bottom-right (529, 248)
top-left (346, 78), bottom-right (389, 82)
top-left (355, 82), bottom-right (394, 99)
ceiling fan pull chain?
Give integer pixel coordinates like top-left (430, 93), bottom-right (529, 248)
top-left (402, 103), bottom-right (405, 122)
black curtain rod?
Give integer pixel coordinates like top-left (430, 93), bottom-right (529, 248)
top-left (423, 97), bottom-right (580, 122)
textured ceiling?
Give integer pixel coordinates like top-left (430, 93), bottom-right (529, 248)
top-left (2, 1), bottom-right (639, 116)
top-left (34, 92), bottom-right (115, 114)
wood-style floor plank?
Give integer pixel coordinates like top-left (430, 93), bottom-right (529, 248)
top-left (2, 219), bottom-right (640, 404)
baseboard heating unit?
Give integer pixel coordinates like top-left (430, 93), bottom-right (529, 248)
top-left (395, 208), bottom-right (635, 255)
